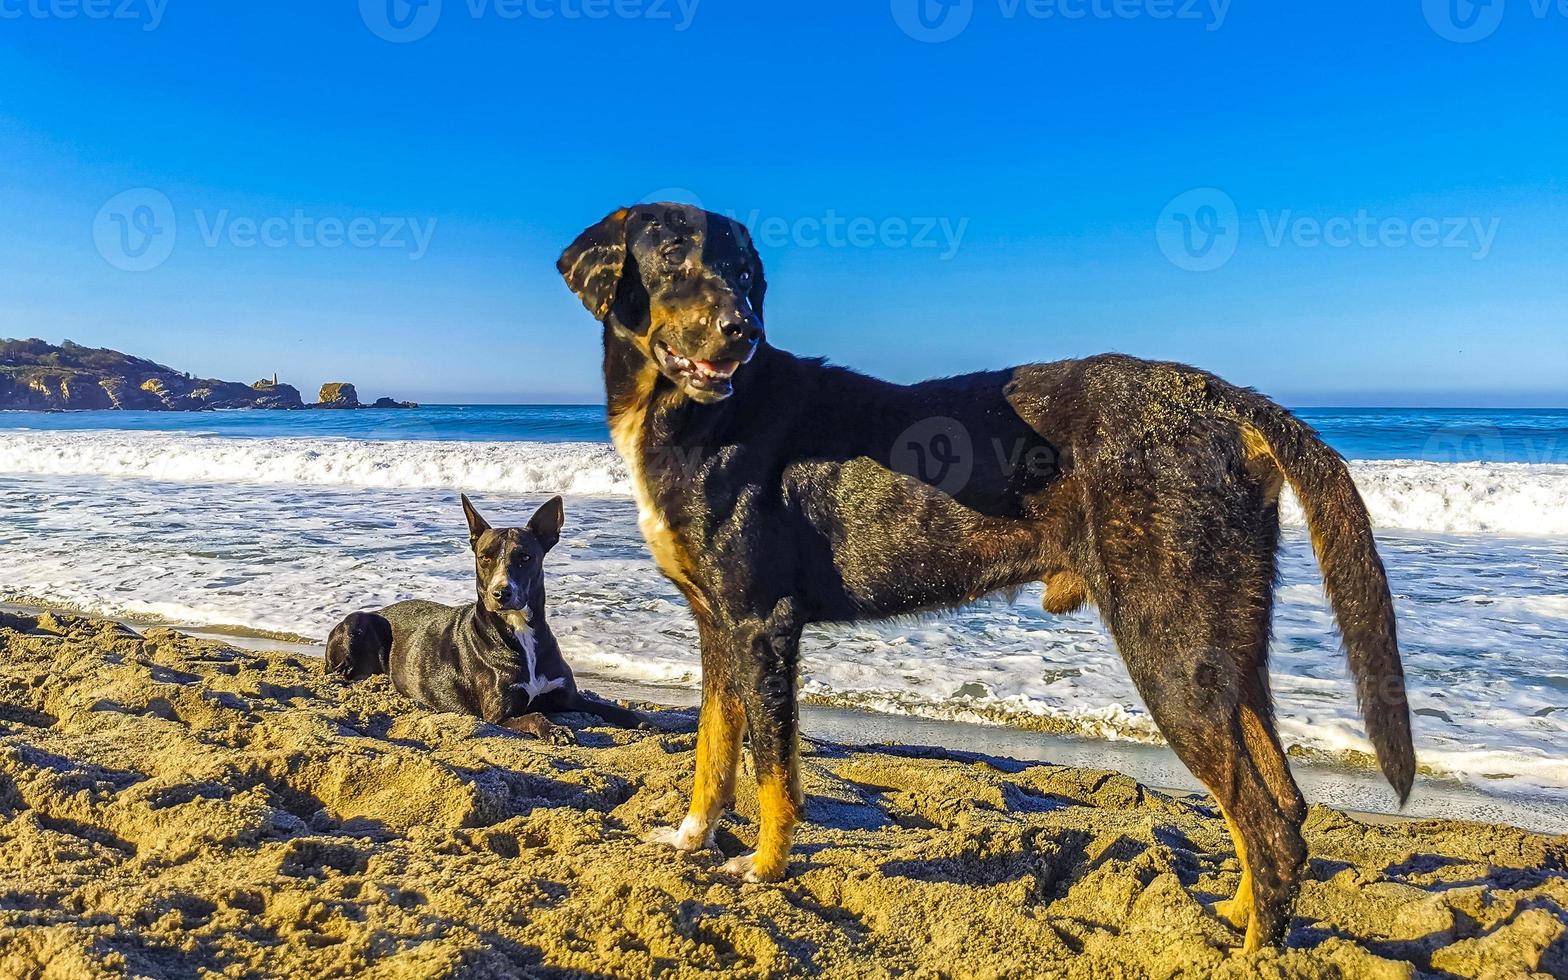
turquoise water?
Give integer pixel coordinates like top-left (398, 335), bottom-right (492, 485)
top-left (3, 405), bottom-right (1566, 463)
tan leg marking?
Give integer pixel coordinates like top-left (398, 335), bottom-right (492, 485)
top-left (1239, 704), bottom-right (1303, 819)
top-left (1240, 423), bottom-right (1286, 506)
top-left (688, 690), bottom-right (746, 829)
top-left (1214, 800), bottom-right (1262, 954)
top-left (722, 770), bottom-right (801, 883)
top-left (1042, 571), bottom-right (1088, 615)
top-left (650, 689), bottom-right (745, 852)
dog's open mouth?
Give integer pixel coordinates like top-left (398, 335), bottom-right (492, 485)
top-left (655, 341), bottom-right (741, 398)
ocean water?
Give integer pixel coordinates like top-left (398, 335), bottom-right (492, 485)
top-left (2, 405), bottom-right (1566, 809)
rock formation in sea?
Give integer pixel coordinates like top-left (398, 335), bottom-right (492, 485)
top-left (0, 339), bottom-right (413, 411)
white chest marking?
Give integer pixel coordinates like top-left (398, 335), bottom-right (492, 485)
top-left (509, 622), bottom-right (564, 704)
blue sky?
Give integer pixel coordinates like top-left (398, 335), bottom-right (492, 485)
top-left (1, 1), bottom-right (1563, 405)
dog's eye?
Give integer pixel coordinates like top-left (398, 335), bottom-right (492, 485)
top-left (738, 269), bottom-right (752, 283)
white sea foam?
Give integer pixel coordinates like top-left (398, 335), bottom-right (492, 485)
top-left (4, 473), bottom-right (1567, 808)
top-left (0, 431), bottom-right (630, 496)
top-left (1279, 460), bottom-right (1568, 538)
top-left (1, 431), bottom-right (1566, 537)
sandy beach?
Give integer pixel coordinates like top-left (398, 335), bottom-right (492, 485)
top-left (0, 611), bottom-right (1562, 979)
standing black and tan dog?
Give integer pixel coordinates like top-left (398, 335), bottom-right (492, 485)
top-left (557, 203), bottom-right (1413, 951)
top-left (326, 494), bottom-right (646, 742)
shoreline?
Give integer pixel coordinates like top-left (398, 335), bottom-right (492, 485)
top-left (12, 600), bottom-right (1563, 837)
top-left (1, 609), bottom-right (1564, 978)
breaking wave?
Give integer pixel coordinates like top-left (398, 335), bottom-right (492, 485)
top-left (2, 431), bottom-right (1566, 537)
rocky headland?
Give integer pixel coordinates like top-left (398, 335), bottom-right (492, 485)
top-left (0, 339), bottom-right (416, 412)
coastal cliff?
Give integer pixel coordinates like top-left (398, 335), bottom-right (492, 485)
top-left (0, 339), bottom-right (413, 411)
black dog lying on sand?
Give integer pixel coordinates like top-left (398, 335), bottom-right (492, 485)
top-left (326, 495), bottom-right (646, 742)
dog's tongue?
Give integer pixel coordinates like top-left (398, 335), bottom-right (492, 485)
top-left (693, 359), bottom-right (738, 377)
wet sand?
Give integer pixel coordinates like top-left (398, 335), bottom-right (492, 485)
top-left (1, 611), bottom-right (1564, 978)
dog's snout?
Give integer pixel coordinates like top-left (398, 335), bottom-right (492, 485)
top-left (490, 588), bottom-right (511, 604)
top-left (719, 313), bottom-right (761, 343)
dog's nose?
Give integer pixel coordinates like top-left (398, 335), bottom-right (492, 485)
top-left (718, 313), bottom-right (760, 342)
top-left (490, 588), bottom-right (510, 604)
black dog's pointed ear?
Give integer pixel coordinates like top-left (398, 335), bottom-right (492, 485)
top-left (528, 495), bottom-right (565, 553)
top-left (461, 493), bottom-right (490, 550)
top-left (558, 208), bottom-right (633, 322)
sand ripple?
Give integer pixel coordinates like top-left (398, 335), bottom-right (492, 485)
top-left (1, 613), bottom-right (1564, 978)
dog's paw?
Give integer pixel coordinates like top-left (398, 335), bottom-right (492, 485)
top-left (644, 815), bottom-right (711, 853)
top-left (719, 853), bottom-right (759, 881)
top-left (546, 725), bottom-right (577, 746)
top-left (719, 852), bottom-right (785, 883)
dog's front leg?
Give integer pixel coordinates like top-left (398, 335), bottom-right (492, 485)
top-left (567, 690), bottom-right (649, 730)
top-left (499, 712), bottom-right (576, 745)
top-left (647, 618), bottom-right (746, 853)
top-left (721, 604), bottom-right (804, 883)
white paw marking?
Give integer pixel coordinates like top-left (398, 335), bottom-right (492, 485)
top-left (720, 852), bottom-right (761, 882)
top-left (644, 815), bottom-right (711, 853)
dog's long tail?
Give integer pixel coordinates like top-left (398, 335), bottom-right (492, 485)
top-left (1224, 390), bottom-right (1415, 805)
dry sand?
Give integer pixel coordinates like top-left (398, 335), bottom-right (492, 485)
top-left (1, 612), bottom-right (1564, 979)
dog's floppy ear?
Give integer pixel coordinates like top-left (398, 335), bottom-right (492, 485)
top-left (528, 495), bottom-right (565, 553)
top-left (460, 493), bottom-right (490, 550)
top-left (735, 222), bottom-right (768, 321)
top-left (558, 208), bottom-right (633, 322)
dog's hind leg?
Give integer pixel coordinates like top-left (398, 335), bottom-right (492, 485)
top-left (1091, 491), bottom-right (1306, 951)
top-left (1111, 617), bottom-right (1305, 951)
top-left (325, 612), bottom-right (392, 683)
